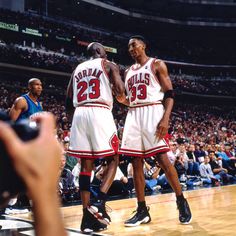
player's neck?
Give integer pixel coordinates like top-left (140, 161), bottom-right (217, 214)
top-left (135, 54), bottom-right (149, 66)
top-left (28, 93), bottom-right (38, 102)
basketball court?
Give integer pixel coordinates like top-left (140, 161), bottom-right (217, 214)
top-left (1, 184), bottom-right (236, 235)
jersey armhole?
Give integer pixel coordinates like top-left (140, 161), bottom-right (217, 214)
top-left (21, 95), bottom-right (30, 114)
top-left (151, 58), bottom-right (160, 84)
top-left (101, 59), bottom-right (111, 82)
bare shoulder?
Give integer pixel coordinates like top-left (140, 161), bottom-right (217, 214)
top-left (153, 59), bottom-right (167, 72)
top-left (104, 59), bottom-right (119, 70)
top-left (14, 96), bottom-right (27, 108)
top-left (9, 96), bottom-right (28, 120)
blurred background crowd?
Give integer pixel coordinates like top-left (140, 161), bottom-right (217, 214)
top-left (0, 0), bottom-right (235, 208)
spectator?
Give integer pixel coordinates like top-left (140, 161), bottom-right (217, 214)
top-left (199, 156), bottom-right (221, 185)
top-left (187, 144), bottom-right (200, 176)
top-left (58, 155), bottom-right (78, 203)
top-left (209, 151), bottom-right (236, 184)
top-left (144, 159), bottom-right (161, 192)
top-left (194, 144), bottom-right (206, 163)
top-left (216, 145), bottom-right (236, 175)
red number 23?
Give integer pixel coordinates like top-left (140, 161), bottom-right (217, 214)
top-left (77, 79), bottom-right (100, 102)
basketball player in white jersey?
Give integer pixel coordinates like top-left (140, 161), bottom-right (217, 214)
top-left (66, 42), bottom-right (125, 232)
top-left (117, 36), bottom-right (192, 226)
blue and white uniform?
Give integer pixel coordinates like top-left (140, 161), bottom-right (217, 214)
top-left (16, 94), bottom-right (43, 122)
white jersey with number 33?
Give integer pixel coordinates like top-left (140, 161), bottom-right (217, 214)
top-left (72, 58), bottom-right (113, 109)
top-left (125, 57), bottom-right (164, 107)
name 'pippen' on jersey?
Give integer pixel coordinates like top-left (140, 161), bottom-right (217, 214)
top-left (127, 73), bottom-right (150, 91)
top-left (74, 68), bottom-right (103, 82)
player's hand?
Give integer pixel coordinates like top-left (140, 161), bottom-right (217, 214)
top-left (155, 118), bottom-right (169, 141)
top-left (116, 93), bottom-right (129, 105)
top-left (0, 113), bottom-right (62, 199)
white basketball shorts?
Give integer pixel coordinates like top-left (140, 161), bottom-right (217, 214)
top-left (120, 103), bottom-right (170, 158)
top-left (68, 104), bottom-right (119, 159)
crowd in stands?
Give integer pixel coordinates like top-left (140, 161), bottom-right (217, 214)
top-left (0, 42), bottom-right (236, 97)
top-left (172, 74), bottom-right (236, 96)
top-left (1, 8), bottom-right (236, 65)
top-left (0, 77), bottom-right (235, 205)
top-left (0, 6), bottom-right (236, 208)
top-left (0, 43), bottom-right (80, 72)
top-left (0, 8), bottom-right (126, 62)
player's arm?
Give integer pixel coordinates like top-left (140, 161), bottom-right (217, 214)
top-left (65, 72), bottom-right (74, 122)
top-left (9, 97), bottom-right (27, 121)
top-left (115, 68), bottom-right (130, 106)
top-left (154, 60), bottom-right (174, 140)
top-left (106, 61), bottom-right (125, 96)
top-left (104, 60), bottom-right (127, 103)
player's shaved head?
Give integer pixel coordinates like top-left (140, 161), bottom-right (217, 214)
top-left (27, 78), bottom-right (42, 97)
top-left (28, 78), bottom-right (41, 86)
top-left (87, 42), bottom-right (107, 59)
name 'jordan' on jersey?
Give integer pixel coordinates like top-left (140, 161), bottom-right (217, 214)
top-left (72, 58), bottom-right (113, 109)
top-left (125, 57), bottom-right (164, 107)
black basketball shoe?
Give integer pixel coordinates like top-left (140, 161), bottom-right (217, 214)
top-left (124, 206), bottom-right (151, 227)
top-left (87, 200), bottom-right (111, 225)
top-left (81, 208), bottom-right (107, 233)
top-left (176, 198), bottom-right (192, 224)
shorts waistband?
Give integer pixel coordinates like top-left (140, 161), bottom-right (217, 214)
top-left (77, 102), bottom-right (111, 110)
top-left (130, 101), bottom-right (162, 108)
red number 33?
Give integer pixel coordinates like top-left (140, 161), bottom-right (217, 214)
top-left (130, 84), bottom-right (147, 102)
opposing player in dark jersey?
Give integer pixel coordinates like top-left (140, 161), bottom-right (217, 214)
top-left (10, 78), bottom-right (43, 122)
top-left (66, 42), bottom-right (125, 232)
top-left (5, 78), bottom-right (43, 215)
top-left (117, 36), bottom-right (192, 226)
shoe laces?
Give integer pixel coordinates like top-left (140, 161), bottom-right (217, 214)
top-left (177, 199), bottom-right (187, 215)
top-left (130, 206), bottom-right (150, 215)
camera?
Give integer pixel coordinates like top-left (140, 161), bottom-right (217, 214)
top-left (0, 110), bottom-right (39, 205)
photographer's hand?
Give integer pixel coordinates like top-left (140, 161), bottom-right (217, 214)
top-left (0, 113), bottom-right (67, 236)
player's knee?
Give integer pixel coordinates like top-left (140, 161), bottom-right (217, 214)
top-left (80, 160), bottom-right (94, 172)
top-left (155, 153), bottom-right (170, 168)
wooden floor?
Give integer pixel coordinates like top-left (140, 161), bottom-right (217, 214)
top-left (3, 185), bottom-right (236, 235)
